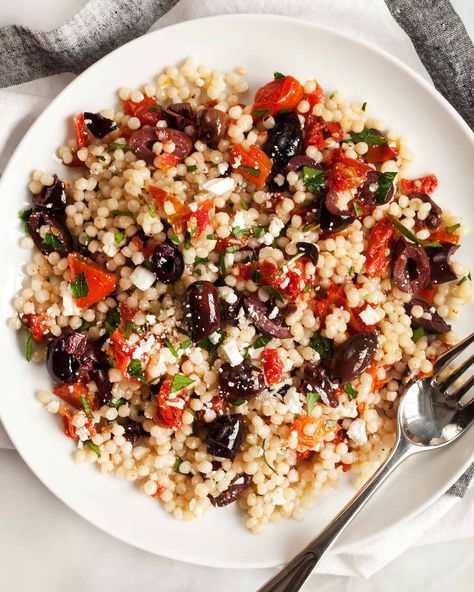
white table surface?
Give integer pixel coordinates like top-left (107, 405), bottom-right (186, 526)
top-left (1, 2), bottom-right (474, 591)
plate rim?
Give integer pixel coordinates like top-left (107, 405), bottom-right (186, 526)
top-left (0, 12), bottom-right (473, 569)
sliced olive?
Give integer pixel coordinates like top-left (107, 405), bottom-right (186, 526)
top-left (155, 127), bottom-right (193, 159)
top-left (162, 103), bottom-right (194, 132)
top-left (410, 193), bottom-right (442, 231)
top-left (392, 238), bottom-right (431, 293)
top-left (426, 244), bottom-right (458, 285)
top-left (405, 297), bottom-right (450, 334)
top-left (319, 190), bottom-right (355, 233)
top-left (209, 473), bottom-right (252, 507)
top-left (218, 361), bottom-right (265, 402)
top-left (296, 242), bottom-right (319, 266)
top-left (263, 111), bottom-right (303, 170)
top-left (149, 242), bottom-right (184, 284)
top-left (46, 330), bottom-right (88, 384)
top-left (330, 331), bottom-right (378, 383)
top-left (220, 289), bottom-right (243, 325)
top-left (301, 364), bottom-right (339, 408)
top-left (27, 210), bottom-right (73, 256)
top-left (196, 108), bottom-right (229, 148)
top-left (284, 155), bottom-right (320, 173)
top-left (186, 281), bottom-right (220, 341)
top-left (244, 294), bottom-right (291, 339)
top-left (206, 414), bottom-right (245, 460)
top-left (130, 125), bottom-right (158, 162)
top-left (32, 175), bottom-right (67, 211)
top-left (123, 421), bottom-right (144, 444)
top-left (358, 170), bottom-right (394, 205)
top-left (84, 112), bottom-right (117, 138)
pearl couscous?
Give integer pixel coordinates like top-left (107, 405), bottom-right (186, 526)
top-left (11, 60), bottom-right (472, 532)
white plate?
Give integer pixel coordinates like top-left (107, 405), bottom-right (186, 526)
top-left (0, 14), bottom-right (473, 569)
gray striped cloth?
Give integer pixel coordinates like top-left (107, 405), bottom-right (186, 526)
top-left (0, 0), bottom-right (473, 495)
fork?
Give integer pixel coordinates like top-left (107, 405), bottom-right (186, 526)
top-left (258, 332), bottom-right (474, 592)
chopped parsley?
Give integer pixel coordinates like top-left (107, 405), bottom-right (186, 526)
top-left (278, 108), bottom-right (290, 115)
top-left (18, 208), bottom-right (33, 233)
top-left (184, 232), bottom-right (192, 250)
top-left (96, 155), bottom-right (106, 161)
top-left (325, 420), bottom-right (337, 428)
top-left (226, 245), bottom-right (240, 253)
top-left (169, 233), bottom-right (180, 244)
top-left (349, 129), bottom-right (386, 146)
top-left (344, 383), bottom-right (358, 401)
top-left (309, 333), bottom-right (332, 362)
top-left (70, 272), bottom-right (89, 299)
top-left (42, 232), bottom-right (64, 251)
top-left (304, 283), bottom-right (311, 293)
top-left (218, 253), bottom-right (227, 277)
top-left (111, 209), bottom-right (133, 217)
top-left (253, 108), bottom-right (270, 117)
top-left (386, 214), bottom-right (420, 244)
top-left (240, 197), bottom-right (251, 210)
top-left (187, 165), bottom-right (197, 173)
top-left (261, 284), bottom-right (285, 303)
top-left (353, 201), bottom-right (363, 217)
top-left (148, 105), bottom-right (161, 113)
top-left (238, 165), bottom-right (260, 178)
top-left (306, 392), bottom-right (320, 415)
top-left (124, 321), bottom-right (133, 339)
top-left (82, 235), bottom-right (93, 246)
top-left (198, 332), bottom-right (226, 366)
top-left (252, 225), bottom-right (265, 238)
top-left (458, 276), bottom-right (469, 286)
top-left (302, 166), bottom-right (325, 194)
top-left (170, 373), bottom-right (195, 393)
top-left (108, 398), bottom-right (126, 409)
top-left (85, 440), bottom-right (101, 457)
top-left (104, 308), bottom-right (121, 336)
top-left (173, 456), bottom-right (192, 476)
top-left (375, 172), bottom-right (397, 204)
top-left (280, 252), bottom-right (304, 274)
top-left (194, 256), bottom-right (208, 265)
top-left (107, 141), bottom-right (130, 151)
top-left (206, 233), bottom-right (218, 240)
top-left (232, 226), bottom-right (250, 239)
top-left (127, 359), bottom-right (145, 382)
top-left (25, 329), bottom-right (33, 362)
top-left (114, 230), bottom-right (125, 245)
top-left (163, 338), bottom-right (178, 358)
top-left (180, 338), bottom-right (192, 350)
top-left (412, 326), bottom-right (425, 343)
top-left (252, 333), bottom-right (272, 349)
top-left (81, 395), bottom-right (95, 420)
top-left (262, 439), bottom-right (278, 474)
top-left (362, 102), bottom-right (367, 112)
top-left (232, 399), bottom-right (246, 407)
top-left (78, 320), bottom-right (92, 332)
top-left (445, 223), bottom-right (461, 234)
top-left (273, 71), bottom-right (285, 79)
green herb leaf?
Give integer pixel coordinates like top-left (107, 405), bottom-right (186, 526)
top-left (19, 207), bottom-right (33, 234)
top-left (232, 399), bottom-right (247, 407)
top-left (82, 235), bottom-right (93, 246)
top-left (344, 383), bottom-right (358, 401)
top-left (25, 329), bottom-right (33, 362)
top-left (42, 232), bottom-right (64, 251)
top-left (81, 394), bottom-right (95, 420)
top-left (325, 420), bottom-right (337, 428)
top-left (445, 223), bottom-right (461, 234)
top-left (278, 108), bottom-right (290, 115)
top-left (218, 253), bottom-right (227, 277)
top-left (96, 155), bottom-right (106, 161)
top-left (252, 333), bottom-right (272, 349)
top-left (109, 398), bottom-right (126, 409)
top-left (353, 201), bottom-right (363, 217)
top-left (306, 392), bottom-right (320, 415)
top-left (261, 284), bottom-right (285, 303)
top-left (262, 439), bottom-right (278, 474)
top-left (78, 320), bottom-right (92, 332)
top-left (253, 108), bottom-right (270, 117)
top-left (252, 225), bottom-right (265, 238)
top-left (127, 359), bottom-right (145, 382)
top-left (280, 252), bottom-right (304, 274)
top-left (412, 326), bottom-right (425, 342)
top-left (148, 105), bottom-right (161, 113)
top-left (107, 141), bottom-right (130, 151)
top-left (386, 214), bottom-right (420, 244)
top-left (206, 233), bottom-right (218, 240)
top-left (423, 241), bottom-right (442, 248)
top-left (187, 165), bottom-right (197, 173)
top-left (173, 456), bottom-right (184, 472)
top-left (274, 71), bottom-right (285, 79)
top-left (181, 338), bottom-right (192, 350)
top-left (70, 272), bottom-right (89, 299)
top-left (240, 197), bottom-right (251, 210)
top-left (309, 333), bottom-right (332, 362)
top-left (304, 283), bottom-right (311, 293)
top-left (163, 338), bottom-right (178, 358)
top-left (104, 308), bottom-right (121, 336)
top-left (198, 332), bottom-right (226, 366)
top-left (111, 209), bottom-right (133, 217)
top-left (232, 226), bottom-right (250, 239)
top-left (239, 165), bottom-right (260, 178)
top-left (170, 373), bottom-right (195, 393)
top-left (226, 245), bottom-right (240, 253)
top-left (362, 102), bottom-right (367, 112)
top-left (302, 166), bottom-right (326, 194)
top-left (184, 232), bottom-right (192, 250)
top-left (194, 256), bottom-right (208, 265)
top-left (85, 440), bottom-right (101, 457)
top-left (114, 230), bottom-right (125, 245)
top-left (124, 321), bottom-right (133, 340)
top-left (375, 172), bottom-right (397, 204)
top-left (348, 265), bottom-right (354, 277)
top-left (169, 233), bottom-right (180, 244)
top-left (458, 276), bottom-right (468, 286)
top-left (349, 129), bottom-right (386, 146)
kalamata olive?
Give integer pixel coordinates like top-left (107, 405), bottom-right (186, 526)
top-left (330, 331), bottom-right (378, 383)
top-left (162, 102), bottom-right (194, 131)
top-left (195, 108), bottom-right (229, 149)
top-left (209, 473), bottom-right (252, 507)
top-left (301, 364), bottom-right (339, 408)
top-left (220, 289), bottom-right (243, 325)
top-left (392, 238), bottom-right (431, 293)
top-left (84, 111), bottom-right (117, 138)
top-left (27, 210), bottom-right (74, 256)
top-left (186, 281), bottom-right (220, 341)
top-left (284, 155), bottom-right (320, 173)
top-left (263, 111), bottom-right (303, 170)
top-left (90, 366), bottom-right (112, 403)
top-left (426, 244), bottom-right (459, 284)
top-left (123, 421), bottom-right (144, 444)
top-left (156, 127), bottom-right (193, 159)
top-left (206, 414), bottom-right (245, 460)
top-left (243, 294), bottom-right (291, 339)
top-left (319, 190), bottom-right (355, 233)
top-left (405, 297), bottom-right (451, 334)
top-left (47, 330), bottom-right (88, 384)
top-left (409, 193), bottom-right (442, 231)
top-left (32, 175), bottom-right (67, 211)
top-left (296, 241), bottom-right (319, 266)
top-left (218, 362), bottom-right (265, 402)
top-left (149, 242), bottom-right (184, 284)
top-left (129, 125), bottom-right (158, 162)
top-left (358, 170), bottom-right (394, 205)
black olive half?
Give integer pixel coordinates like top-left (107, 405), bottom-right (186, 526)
top-left (186, 281), bottom-right (220, 341)
top-left (206, 414), bottom-right (245, 460)
top-left (149, 242), bottom-right (184, 284)
top-left (392, 238), bottom-right (431, 293)
top-left (27, 210), bottom-right (73, 256)
top-left (330, 331), bottom-right (378, 383)
top-left (405, 297), bottom-right (450, 334)
top-left (263, 111), bottom-right (303, 171)
top-left (84, 112), bottom-right (117, 138)
top-left (218, 362), bottom-right (265, 402)
top-left (32, 175), bottom-right (67, 211)
top-left (196, 108), bottom-right (229, 149)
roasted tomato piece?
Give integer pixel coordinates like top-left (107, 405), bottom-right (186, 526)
top-left (305, 81), bottom-right (324, 111)
top-left (67, 253), bottom-right (116, 308)
top-left (428, 229), bottom-right (459, 245)
top-left (183, 199), bottom-right (214, 237)
top-left (149, 185), bottom-right (191, 232)
top-left (215, 235), bottom-right (249, 254)
top-left (74, 113), bottom-right (88, 149)
top-left (364, 142), bottom-right (399, 163)
top-left (324, 121), bottom-right (343, 142)
top-left (109, 329), bottom-right (136, 377)
top-left (23, 313), bottom-right (50, 341)
top-left (156, 381), bottom-right (185, 430)
top-left (399, 174), bottom-right (438, 195)
top-left (53, 381), bottom-right (97, 410)
top-left (156, 153), bottom-right (181, 171)
top-left (290, 415), bottom-right (336, 449)
top-left (229, 143), bottom-right (272, 187)
top-left (252, 75), bottom-right (305, 118)
top-left (123, 96), bottom-right (162, 126)
top-left (365, 220), bottom-right (396, 278)
top-left (261, 348), bottom-right (284, 385)
top-left (326, 157), bottom-right (372, 191)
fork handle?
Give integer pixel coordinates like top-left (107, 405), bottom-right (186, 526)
top-left (257, 436), bottom-right (415, 592)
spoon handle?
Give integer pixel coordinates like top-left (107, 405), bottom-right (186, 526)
top-left (257, 436), bottom-right (415, 592)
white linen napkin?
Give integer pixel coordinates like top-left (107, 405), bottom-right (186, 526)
top-left (0, 0), bottom-right (472, 579)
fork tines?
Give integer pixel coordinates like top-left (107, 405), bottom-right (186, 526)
top-left (434, 332), bottom-right (474, 409)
